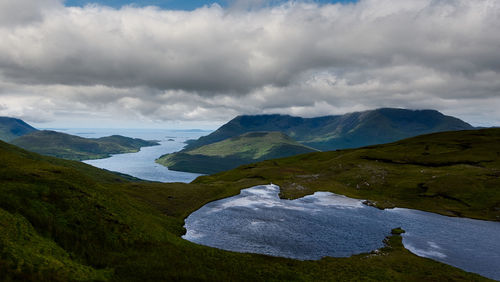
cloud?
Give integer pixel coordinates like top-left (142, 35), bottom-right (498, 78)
top-left (0, 0), bottom-right (62, 26)
top-left (225, 0), bottom-right (283, 11)
top-left (0, 0), bottom-right (499, 126)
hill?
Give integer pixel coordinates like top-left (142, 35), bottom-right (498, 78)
top-left (0, 116), bottom-right (38, 142)
top-left (184, 108), bottom-right (474, 151)
top-left (197, 128), bottom-right (500, 221)
top-left (0, 130), bottom-right (492, 281)
top-left (157, 132), bottom-right (317, 174)
top-left (11, 130), bottom-right (159, 160)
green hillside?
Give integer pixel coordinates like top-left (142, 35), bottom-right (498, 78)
top-left (157, 132), bottom-right (317, 174)
top-left (0, 131), bottom-right (492, 281)
top-left (0, 116), bottom-right (38, 142)
top-left (198, 128), bottom-right (500, 221)
top-left (11, 130), bottom-right (159, 160)
top-left (184, 108), bottom-right (473, 151)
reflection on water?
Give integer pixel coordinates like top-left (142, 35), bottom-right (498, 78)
top-left (184, 184), bottom-right (500, 280)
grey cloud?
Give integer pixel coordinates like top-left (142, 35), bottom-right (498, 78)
top-left (0, 0), bottom-right (61, 26)
top-left (0, 0), bottom-right (500, 126)
top-left (1, 0), bottom-right (498, 94)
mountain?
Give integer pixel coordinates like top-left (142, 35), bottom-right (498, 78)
top-left (11, 130), bottom-right (159, 160)
top-left (157, 131), bottom-right (318, 174)
top-left (184, 108), bottom-right (474, 151)
top-left (0, 131), bottom-right (491, 281)
top-left (0, 116), bottom-right (38, 142)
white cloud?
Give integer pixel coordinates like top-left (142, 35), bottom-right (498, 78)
top-left (0, 0), bottom-right (499, 126)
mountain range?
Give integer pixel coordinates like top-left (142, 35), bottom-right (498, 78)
top-left (161, 108), bottom-right (474, 174)
top-left (11, 130), bottom-right (159, 160)
top-left (186, 108), bottom-right (473, 151)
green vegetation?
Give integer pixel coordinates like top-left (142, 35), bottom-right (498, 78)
top-left (0, 116), bottom-right (38, 142)
top-left (185, 108), bottom-right (473, 152)
top-left (391, 227), bottom-right (406, 235)
top-left (186, 132), bottom-right (315, 158)
top-left (0, 208), bottom-right (112, 281)
top-left (0, 129), bottom-right (494, 281)
top-left (157, 131), bottom-right (317, 174)
top-left (11, 130), bottom-right (159, 160)
top-left (197, 128), bottom-right (500, 221)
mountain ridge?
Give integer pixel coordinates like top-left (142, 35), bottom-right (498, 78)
top-left (0, 116), bottom-right (38, 142)
top-left (11, 130), bottom-right (159, 160)
top-left (184, 108), bottom-right (474, 152)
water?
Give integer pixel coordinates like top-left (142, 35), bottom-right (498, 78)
top-left (56, 128), bottom-right (208, 183)
top-left (183, 184), bottom-right (500, 280)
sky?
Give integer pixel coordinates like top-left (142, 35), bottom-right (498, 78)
top-left (64, 0), bottom-right (358, 11)
top-left (0, 0), bottom-right (499, 129)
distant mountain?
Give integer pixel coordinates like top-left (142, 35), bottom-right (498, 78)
top-left (157, 131), bottom-right (317, 174)
top-left (11, 130), bottom-right (159, 161)
top-left (184, 108), bottom-right (474, 152)
top-left (0, 116), bottom-right (38, 142)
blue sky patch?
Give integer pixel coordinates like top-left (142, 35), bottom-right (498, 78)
top-left (64, 0), bottom-right (358, 10)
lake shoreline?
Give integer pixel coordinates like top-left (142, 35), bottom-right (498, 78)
top-left (183, 184), bottom-right (500, 280)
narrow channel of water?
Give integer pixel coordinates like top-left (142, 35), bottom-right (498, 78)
top-left (183, 184), bottom-right (500, 280)
top-left (56, 128), bottom-right (206, 183)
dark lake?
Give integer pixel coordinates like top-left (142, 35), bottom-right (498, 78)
top-left (183, 184), bottom-right (500, 280)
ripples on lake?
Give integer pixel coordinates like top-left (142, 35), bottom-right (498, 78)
top-left (184, 184), bottom-right (500, 280)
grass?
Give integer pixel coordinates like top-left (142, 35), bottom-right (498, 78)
top-left (187, 132), bottom-right (316, 159)
top-left (0, 129), bottom-right (498, 280)
top-left (197, 128), bottom-right (500, 221)
top-left (0, 208), bottom-right (112, 281)
top-left (391, 227), bottom-right (406, 235)
top-left (157, 131), bottom-right (317, 174)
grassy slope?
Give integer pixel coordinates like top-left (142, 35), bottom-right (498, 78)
top-left (0, 117), bottom-right (38, 142)
top-left (0, 137), bottom-right (490, 281)
top-left (184, 108), bottom-right (473, 151)
top-left (157, 132), bottom-right (317, 174)
top-left (302, 108), bottom-right (474, 151)
top-left (197, 128), bottom-right (500, 221)
top-left (11, 130), bottom-right (158, 161)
